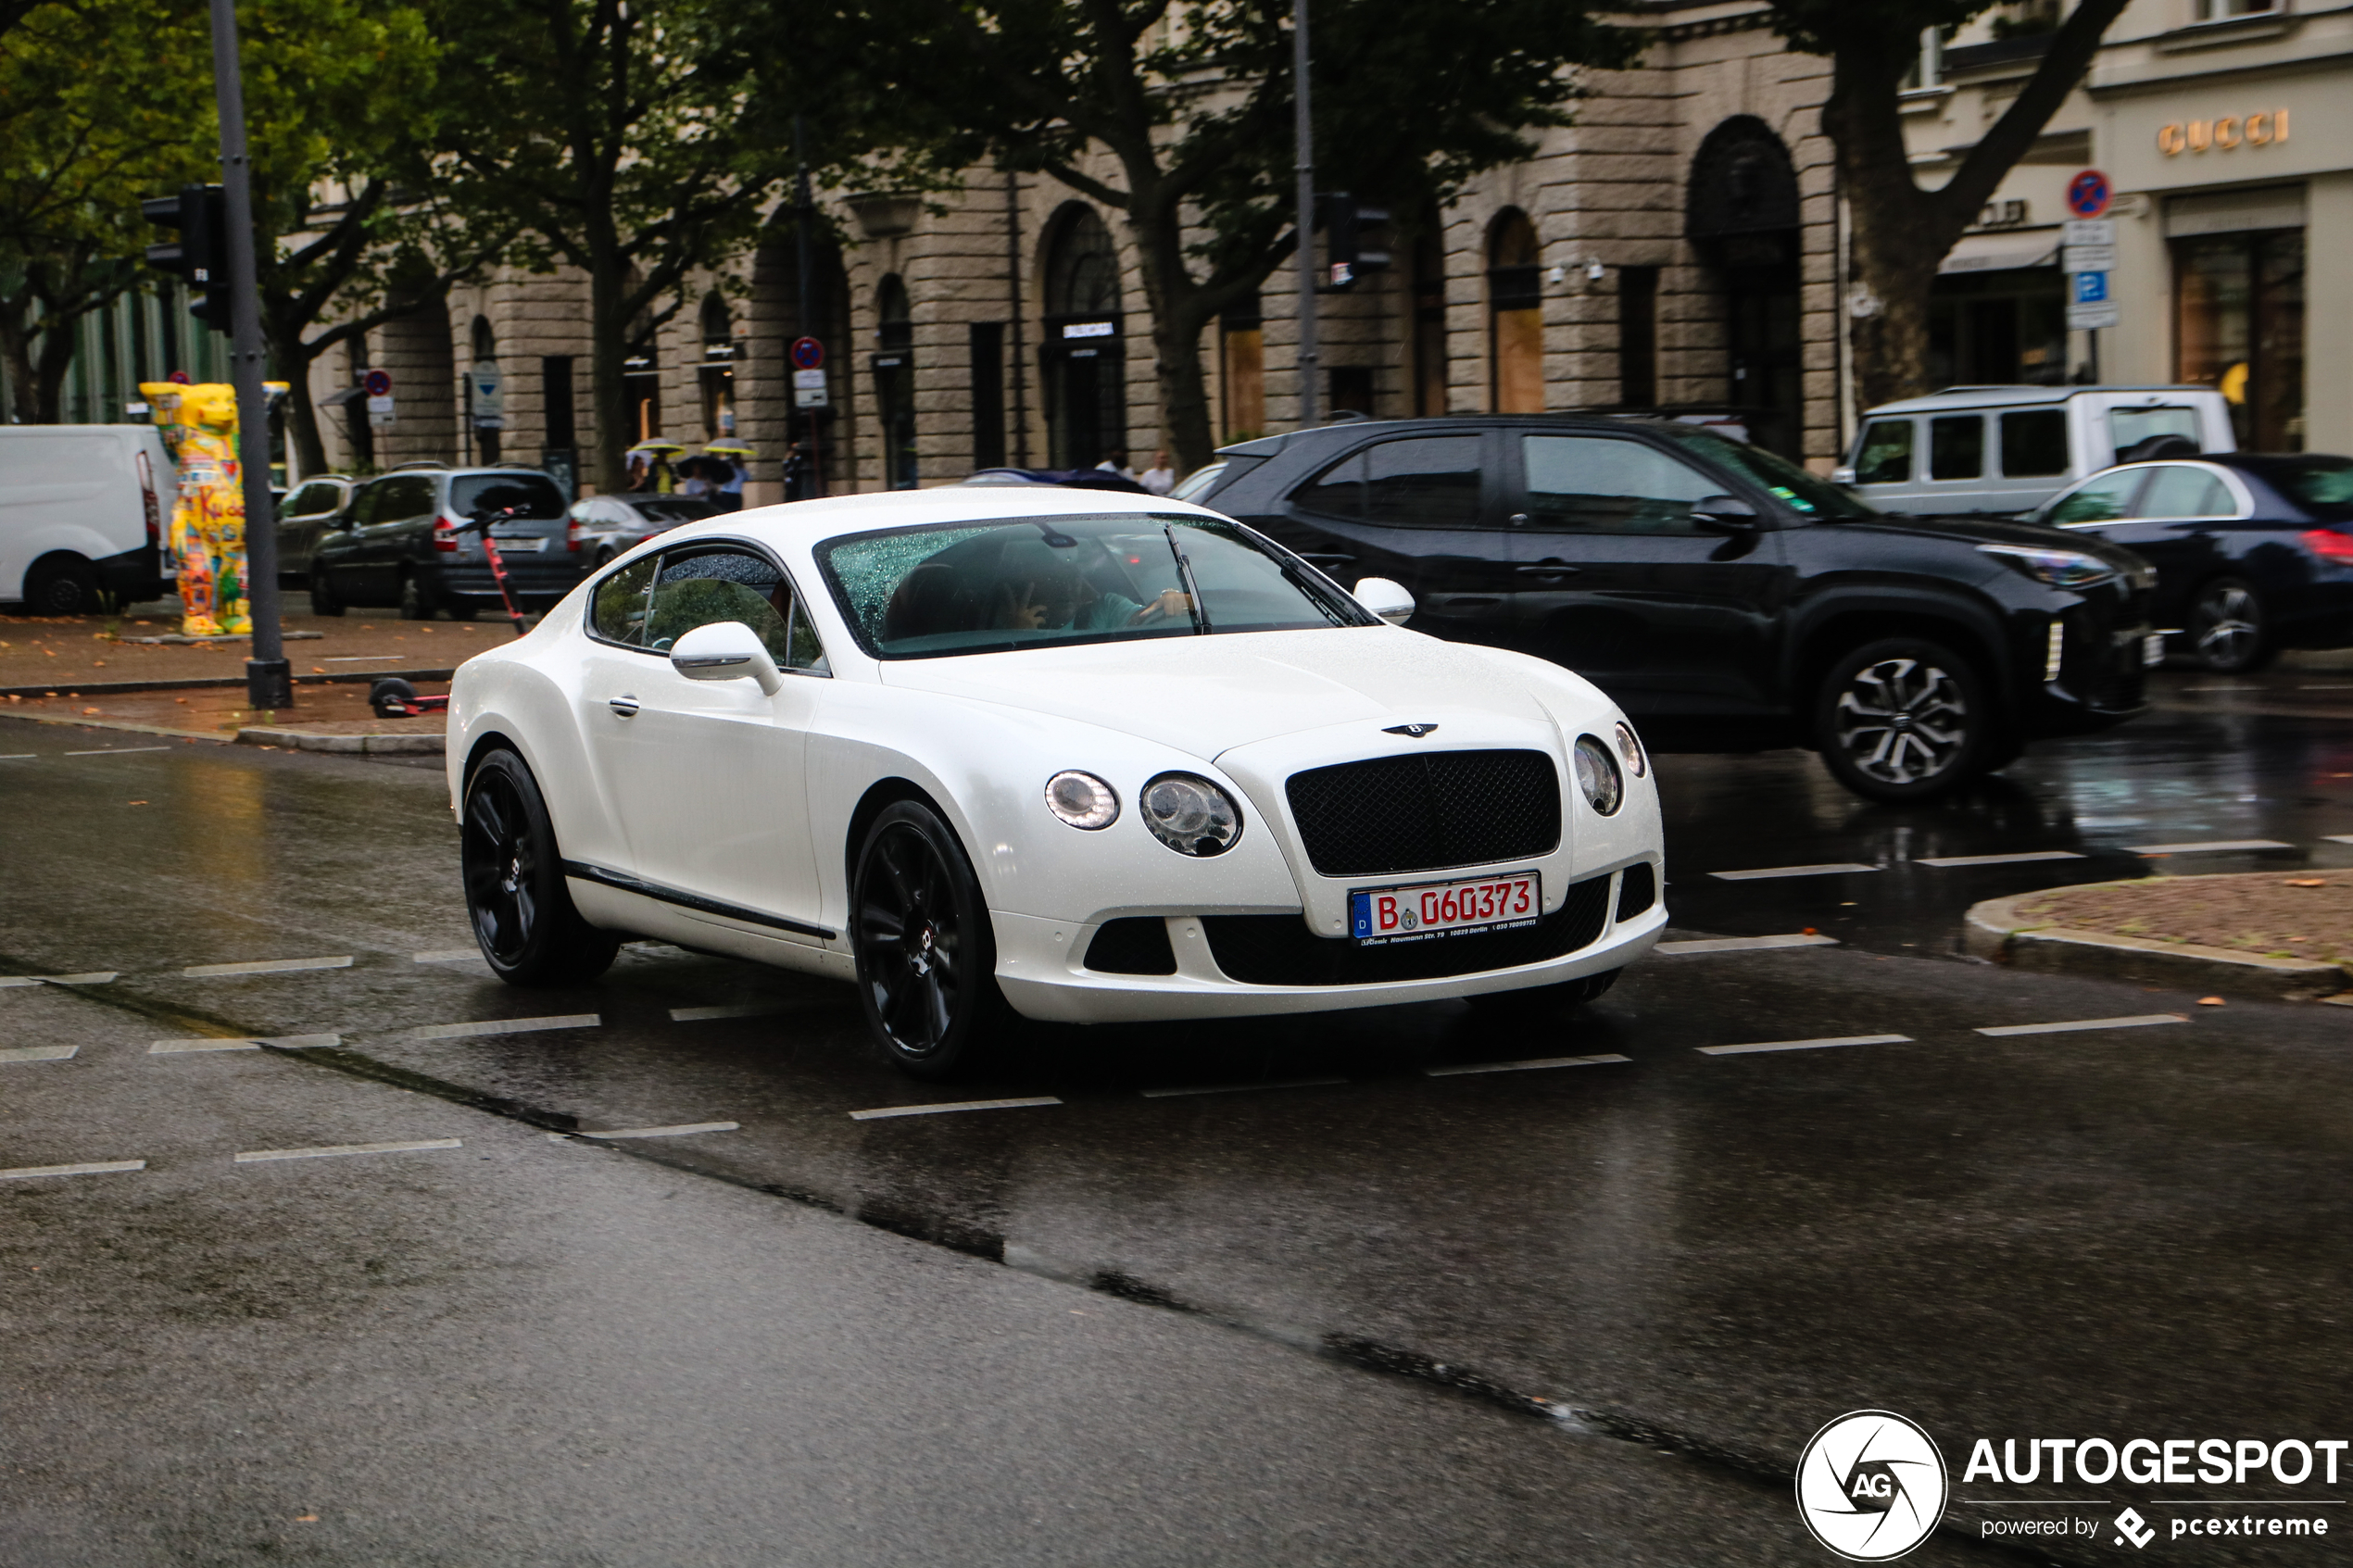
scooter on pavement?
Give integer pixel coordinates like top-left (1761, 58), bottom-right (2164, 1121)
top-left (368, 505), bottom-right (534, 720)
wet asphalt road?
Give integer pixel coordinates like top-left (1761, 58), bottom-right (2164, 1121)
top-left (2, 662), bottom-right (2350, 1565)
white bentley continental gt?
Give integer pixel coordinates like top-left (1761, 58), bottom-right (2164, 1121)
top-left (447, 486), bottom-right (1666, 1076)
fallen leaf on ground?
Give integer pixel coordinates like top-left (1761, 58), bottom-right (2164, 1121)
top-left (2197, 996), bottom-right (2227, 1006)
top-left (2286, 878), bottom-right (2326, 887)
top-left (80, 707), bottom-right (98, 715)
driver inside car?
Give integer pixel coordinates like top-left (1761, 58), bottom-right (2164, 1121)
top-left (989, 568), bottom-right (1190, 632)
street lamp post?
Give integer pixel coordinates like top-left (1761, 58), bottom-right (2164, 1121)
top-left (1293, 0), bottom-right (1318, 431)
top-left (207, 0), bottom-right (289, 710)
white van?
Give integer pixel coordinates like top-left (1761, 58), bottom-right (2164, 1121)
top-left (0, 424), bottom-right (174, 613)
top-left (1834, 385), bottom-right (2236, 516)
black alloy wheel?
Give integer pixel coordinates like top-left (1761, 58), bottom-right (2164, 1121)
top-left (24, 558), bottom-right (97, 616)
top-left (306, 568), bottom-right (346, 617)
top-left (1815, 637), bottom-right (1990, 802)
top-left (460, 749), bottom-right (620, 985)
top-left (2188, 576), bottom-right (2271, 673)
top-left (851, 799), bottom-right (1008, 1078)
top-left (1465, 966), bottom-right (1620, 1018)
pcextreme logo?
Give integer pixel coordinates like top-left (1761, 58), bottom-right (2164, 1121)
top-left (1796, 1411), bottom-right (1950, 1562)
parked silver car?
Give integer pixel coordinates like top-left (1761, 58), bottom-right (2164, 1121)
top-left (1834, 385), bottom-right (2236, 517)
top-left (566, 494), bottom-right (719, 567)
top-left (273, 473), bottom-right (357, 583)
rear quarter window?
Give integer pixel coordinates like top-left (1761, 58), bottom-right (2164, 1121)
top-left (452, 473), bottom-right (566, 520)
top-left (1930, 416), bottom-right (1984, 482)
top-left (1999, 410), bottom-right (2070, 478)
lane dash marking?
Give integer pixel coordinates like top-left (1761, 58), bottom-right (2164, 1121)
top-left (1709, 862), bottom-right (1880, 882)
top-left (1974, 1013), bottom-right (2188, 1037)
top-left (412, 948), bottom-right (484, 963)
top-left (0, 1045), bottom-right (77, 1063)
top-left (2127, 839), bottom-right (2293, 856)
top-left (0, 1160), bottom-right (145, 1181)
top-left (409, 1014), bottom-right (600, 1040)
top-left (2322, 835), bottom-right (2353, 847)
top-left (0, 972), bottom-right (117, 987)
top-left (233, 1138), bottom-right (462, 1164)
top-left (849, 1097), bottom-right (1061, 1121)
top-left (1426, 1054), bottom-right (1631, 1077)
top-left (1915, 850), bottom-right (2088, 868)
top-left (63, 746), bottom-right (171, 757)
top-left (1655, 933), bottom-right (1837, 956)
top-left (182, 956), bottom-right (353, 977)
top-left (150, 1033), bottom-right (341, 1054)
top-left (1699, 1033), bottom-right (1911, 1057)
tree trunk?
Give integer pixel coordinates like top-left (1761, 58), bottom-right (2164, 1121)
top-left (0, 304), bottom-right (35, 424)
top-left (1843, 206), bottom-right (1950, 411)
top-left (1134, 231), bottom-right (1217, 472)
top-left (586, 245), bottom-right (631, 494)
top-left (31, 314), bottom-right (77, 423)
top-left (266, 304), bottom-right (332, 476)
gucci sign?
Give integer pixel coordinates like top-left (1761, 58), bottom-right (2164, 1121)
top-left (2158, 109), bottom-right (2289, 156)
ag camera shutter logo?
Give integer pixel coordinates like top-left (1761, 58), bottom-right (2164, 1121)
top-left (1796, 1411), bottom-right (1949, 1561)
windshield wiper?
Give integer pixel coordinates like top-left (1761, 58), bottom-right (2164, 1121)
top-left (1163, 524), bottom-right (1211, 634)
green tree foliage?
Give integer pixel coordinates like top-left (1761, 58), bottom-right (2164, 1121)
top-left (786, 0), bottom-right (1637, 472)
top-left (1767, 0), bottom-right (2130, 407)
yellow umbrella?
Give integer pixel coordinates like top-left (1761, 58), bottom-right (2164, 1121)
top-left (627, 437), bottom-right (686, 456)
top-left (702, 441), bottom-right (757, 458)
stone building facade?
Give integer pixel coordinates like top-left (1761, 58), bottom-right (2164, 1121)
top-left (306, 0), bottom-right (1851, 498)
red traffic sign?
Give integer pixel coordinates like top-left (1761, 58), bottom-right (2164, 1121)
top-left (2066, 170), bottom-right (2112, 220)
top-left (790, 336), bottom-right (825, 370)
top-left (362, 369), bottom-right (393, 397)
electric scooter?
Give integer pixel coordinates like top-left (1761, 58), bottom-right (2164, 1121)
top-left (368, 505), bottom-right (533, 720)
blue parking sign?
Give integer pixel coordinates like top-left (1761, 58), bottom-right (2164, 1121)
top-left (2071, 270), bottom-right (2108, 304)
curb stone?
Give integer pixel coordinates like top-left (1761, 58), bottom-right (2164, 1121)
top-left (236, 726), bottom-right (445, 756)
top-left (1964, 887), bottom-right (2351, 1001)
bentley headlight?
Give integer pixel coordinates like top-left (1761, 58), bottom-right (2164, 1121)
top-left (1613, 721), bottom-right (1647, 779)
top-left (1978, 543), bottom-right (2120, 589)
top-left (1139, 772), bottom-right (1241, 856)
top-left (1573, 734), bottom-right (1624, 817)
top-left (1044, 771), bottom-right (1119, 830)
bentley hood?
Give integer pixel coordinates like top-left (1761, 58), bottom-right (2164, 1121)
top-left (875, 628), bottom-right (1576, 759)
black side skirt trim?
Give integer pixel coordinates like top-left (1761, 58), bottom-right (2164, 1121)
top-left (560, 860), bottom-right (837, 942)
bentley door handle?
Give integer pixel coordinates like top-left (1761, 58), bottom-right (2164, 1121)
top-left (1516, 562), bottom-right (1579, 578)
top-left (608, 695), bottom-right (641, 718)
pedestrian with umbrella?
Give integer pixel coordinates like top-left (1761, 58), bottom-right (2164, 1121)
top-left (704, 441), bottom-right (755, 512)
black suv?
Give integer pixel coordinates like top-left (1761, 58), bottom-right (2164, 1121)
top-left (309, 465), bottom-right (580, 621)
top-left (1189, 417), bottom-right (2154, 801)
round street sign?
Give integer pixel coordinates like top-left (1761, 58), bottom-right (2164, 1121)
top-left (363, 369), bottom-right (393, 398)
top-left (2066, 169), bottom-right (2112, 220)
top-left (790, 336), bottom-right (825, 370)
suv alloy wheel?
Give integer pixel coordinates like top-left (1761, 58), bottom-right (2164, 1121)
top-left (1815, 637), bottom-right (1991, 801)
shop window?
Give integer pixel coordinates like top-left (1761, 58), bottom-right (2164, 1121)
top-left (1854, 419), bottom-right (1915, 484)
top-left (1487, 210), bottom-right (1542, 414)
top-left (1930, 416), bottom-right (1984, 481)
top-left (1222, 293), bottom-right (1265, 441)
top-left (1998, 410), bottom-right (2069, 478)
top-left (1328, 367), bottom-right (1374, 417)
top-left (2173, 229), bottom-right (2305, 451)
top-left (698, 292), bottom-right (737, 440)
top-left (1042, 205), bottom-right (1127, 469)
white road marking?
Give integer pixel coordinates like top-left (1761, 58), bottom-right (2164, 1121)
top-left (1709, 862), bottom-right (1880, 882)
top-left (409, 1013), bottom-right (600, 1040)
top-left (562, 1121), bottom-right (741, 1140)
top-left (149, 1033), bottom-right (341, 1054)
top-left (2299, 684), bottom-right (2353, 691)
top-left (412, 948), bottom-right (484, 963)
top-left (1141, 1076), bottom-right (1348, 1098)
top-left (670, 1002), bottom-right (793, 1022)
top-left (1654, 933), bottom-right (1838, 956)
top-left (1699, 1033), bottom-right (1911, 1057)
top-left (0, 754), bottom-right (35, 760)
top-left (2322, 835), bottom-right (2353, 847)
top-left (181, 956), bottom-right (353, 977)
top-left (2128, 839), bottom-right (2293, 855)
top-left (1426, 1053), bottom-right (1631, 1077)
top-left (2183, 684), bottom-right (2262, 693)
top-left (849, 1097), bottom-right (1062, 1121)
top-left (0, 1045), bottom-right (76, 1063)
top-left (233, 1138), bottom-right (461, 1164)
top-left (0, 972), bottom-right (119, 988)
top-left (1975, 1013), bottom-right (2188, 1037)
top-left (1914, 850), bottom-right (2088, 868)
top-left (0, 1160), bottom-right (145, 1181)
top-left (321, 654), bottom-right (412, 661)
top-left (62, 746), bottom-right (170, 757)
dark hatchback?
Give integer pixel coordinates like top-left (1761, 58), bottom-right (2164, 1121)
top-left (1188, 416), bottom-right (2155, 801)
top-left (309, 466), bottom-right (581, 621)
top-left (2031, 453), bottom-right (2353, 673)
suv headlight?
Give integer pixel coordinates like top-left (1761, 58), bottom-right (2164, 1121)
top-left (1139, 772), bottom-right (1241, 856)
top-left (1979, 543), bottom-right (2120, 589)
top-left (1573, 734), bottom-right (1624, 816)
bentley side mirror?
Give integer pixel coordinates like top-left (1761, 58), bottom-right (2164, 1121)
top-left (1353, 576), bottom-right (1416, 626)
top-left (1692, 495), bottom-right (1760, 534)
top-left (669, 620), bottom-right (782, 695)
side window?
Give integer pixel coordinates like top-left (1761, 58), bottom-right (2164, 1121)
top-left (377, 476), bottom-right (434, 520)
top-left (784, 596), bottom-right (828, 672)
top-left (1521, 435), bottom-right (1719, 533)
top-left (1362, 435), bottom-right (1485, 528)
top-left (1929, 416), bottom-right (1984, 482)
top-left (590, 555), bottom-right (658, 646)
top-left (1853, 420), bottom-right (1915, 485)
top-left (2139, 466), bottom-right (2235, 520)
top-left (1293, 450), bottom-right (1366, 519)
top-left (1999, 410), bottom-right (2070, 478)
top-left (2110, 406), bottom-right (2201, 461)
top-left (346, 483), bottom-right (381, 529)
top-left (2043, 470), bottom-right (2146, 525)
top-left (645, 546), bottom-right (794, 664)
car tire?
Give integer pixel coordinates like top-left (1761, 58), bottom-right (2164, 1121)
top-left (1814, 636), bottom-right (1992, 802)
top-left (398, 571), bottom-right (434, 621)
top-left (460, 748), bottom-right (620, 985)
top-left (306, 568), bottom-right (346, 617)
top-left (851, 798), bottom-right (1010, 1079)
top-left (23, 557), bottom-right (98, 617)
top-left (1465, 966), bottom-right (1620, 1018)
top-left (2188, 576), bottom-right (2272, 673)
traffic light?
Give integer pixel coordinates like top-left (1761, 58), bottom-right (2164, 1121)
top-left (142, 184), bottom-right (231, 332)
top-left (1319, 194), bottom-right (1392, 292)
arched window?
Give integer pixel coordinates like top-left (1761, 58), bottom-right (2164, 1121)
top-left (1487, 211), bottom-right (1542, 414)
top-left (1687, 116), bottom-right (1803, 458)
top-left (698, 291), bottom-right (737, 439)
top-left (874, 275), bottom-right (917, 488)
top-left (1041, 205), bottom-right (1126, 470)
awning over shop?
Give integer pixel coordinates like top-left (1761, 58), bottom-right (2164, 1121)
top-left (1938, 232), bottom-right (2060, 274)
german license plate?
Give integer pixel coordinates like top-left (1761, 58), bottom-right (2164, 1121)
top-left (1349, 872), bottom-right (1541, 946)
top-left (489, 534), bottom-right (547, 552)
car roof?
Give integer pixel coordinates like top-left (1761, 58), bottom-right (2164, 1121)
top-left (1216, 412), bottom-right (1670, 458)
top-left (1863, 385), bottom-right (2213, 415)
top-left (663, 484), bottom-right (1218, 552)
